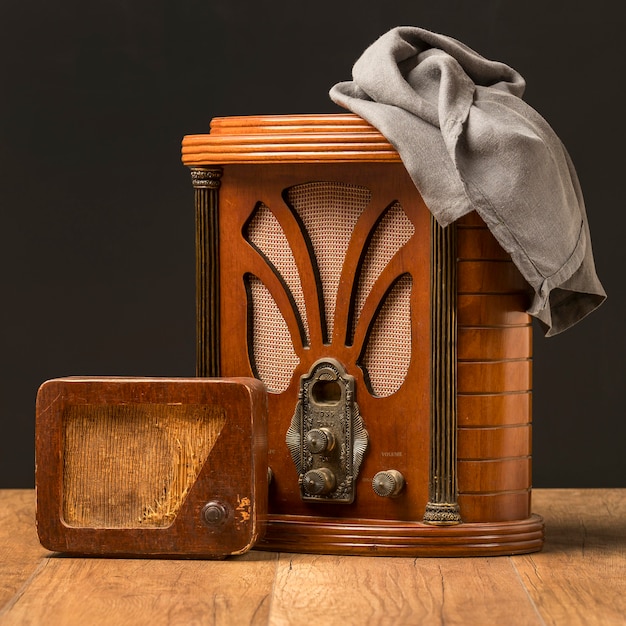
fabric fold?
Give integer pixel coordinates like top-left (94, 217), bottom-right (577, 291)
top-left (330, 26), bottom-right (605, 336)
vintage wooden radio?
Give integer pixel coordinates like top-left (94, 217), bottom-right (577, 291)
top-left (181, 114), bottom-right (544, 556)
top-left (35, 377), bottom-right (268, 558)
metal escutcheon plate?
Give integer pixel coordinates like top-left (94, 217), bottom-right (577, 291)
top-left (286, 359), bottom-right (368, 504)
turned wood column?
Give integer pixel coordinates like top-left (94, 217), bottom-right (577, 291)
top-left (423, 218), bottom-right (462, 524)
top-left (190, 166), bottom-right (223, 377)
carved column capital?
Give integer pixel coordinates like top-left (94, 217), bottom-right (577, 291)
top-left (190, 166), bottom-right (223, 190)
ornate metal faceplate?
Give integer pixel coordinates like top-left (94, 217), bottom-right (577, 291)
top-left (286, 359), bottom-right (368, 504)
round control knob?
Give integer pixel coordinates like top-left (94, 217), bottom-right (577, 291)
top-left (302, 467), bottom-right (336, 495)
top-left (372, 470), bottom-right (405, 497)
top-left (305, 428), bottom-right (336, 454)
top-left (201, 501), bottom-right (228, 526)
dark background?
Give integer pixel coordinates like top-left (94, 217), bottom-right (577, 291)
top-left (1, 1), bottom-right (623, 489)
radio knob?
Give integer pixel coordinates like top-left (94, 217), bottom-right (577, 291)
top-left (305, 428), bottom-right (335, 454)
top-left (201, 501), bottom-right (228, 526)
top-left (302, 468), bottom-right (336, 495)
top-left (372, 470), bottom-right (405, 497)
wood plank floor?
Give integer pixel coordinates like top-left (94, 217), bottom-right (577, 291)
top-left (1, 489), bottom-right (624, 625)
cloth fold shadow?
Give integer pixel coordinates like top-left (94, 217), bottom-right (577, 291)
top-left (330, 26), bottom-right (605, 336)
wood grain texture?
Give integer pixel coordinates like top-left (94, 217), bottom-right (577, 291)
top-left (457, 326), bottom-right (531, 361)
top-left (458, 393), bottom-right (531, 427)
top-left (455, 217), bottom-right (533, 523)
top-left (218, 162), bottom-right (433, 525)
top-left (268, 553), bottom-right (543, 626)
top-left (1, 490), bottom-right (624, 625)
top-left (188, 115), bottom-right (537, 551)
top-left (457, 294), bottom-right (531, 326)
top-left (457, 360), bottom-right (531, 394)
top-left (457, 457), bottom-right (531, 493)
top-left (514, 489), bottom-right (626, 626)
top-left (458, 491), bottom-right (532, 524)
top-left (457, 425), bottom-right (531, 460)
top-left (1, 552), bottom-right (279, 626)
top-left (0, 491), bottom-right (48, 611)
top-left (457, 260), bottom-right (528, 294)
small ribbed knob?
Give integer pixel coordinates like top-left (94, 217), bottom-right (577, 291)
top-left (302, 468), bottom-right (336, 495)
top-left (372, 470), bottom-right (405, 497)
top-left (202, 501), bottom-right (228, 525)
top-left (305, 428), bottom-right (336, 454)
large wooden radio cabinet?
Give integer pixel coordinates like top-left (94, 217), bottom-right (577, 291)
top-left (181, 114), bottom-right (544, 556)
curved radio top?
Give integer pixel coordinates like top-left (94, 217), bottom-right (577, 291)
top-left (181, 113), bottom-right (402, 165)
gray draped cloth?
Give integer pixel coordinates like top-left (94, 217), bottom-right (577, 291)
top-left (329, 26), bottom-right (606, 336)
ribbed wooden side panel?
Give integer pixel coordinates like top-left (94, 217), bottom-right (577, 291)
top-left (456, 212), bottom-right (533, 523)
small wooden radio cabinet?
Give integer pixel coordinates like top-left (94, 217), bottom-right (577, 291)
top-left (35, 377), bottom-right (268, 558)
top-left (182, 114), bottom-right (543, 556)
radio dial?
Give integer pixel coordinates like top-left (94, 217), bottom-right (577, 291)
top-left (372, 470), bottom-right (405, 498)
top-left (302, 468), bottom-right (336, 495)
top-left (305, 428), bottom-right (335, 454)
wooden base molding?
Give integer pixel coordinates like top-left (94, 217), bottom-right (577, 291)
top-left (257, 514), bottom-right (545, 557)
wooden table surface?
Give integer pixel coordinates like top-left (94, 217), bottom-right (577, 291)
top-left (1, 489), bottom-right (624, 625)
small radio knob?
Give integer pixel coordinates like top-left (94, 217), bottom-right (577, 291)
top-left (372, 470), bottom-right (405, 497)
top-left (305, 428), bottom-right (336, 454)
top-left (302, 468), bottom-right (336, 495)
top-left (202, 501), bottom-right (228, 526)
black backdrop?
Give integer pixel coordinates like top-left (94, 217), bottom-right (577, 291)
top-left (1, 0), bottom-right (623, 488)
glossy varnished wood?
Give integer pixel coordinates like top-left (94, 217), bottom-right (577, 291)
top-left (2, 490), bottom-right (624, 625)
top-left (457, 326), bottom-right (531, 361)
top-left (218, 162), bottom-right (433, 524)
top-left (182, 114), bottom-right (402, 165)
top-left (457, 393), bottom-right (531, 426)
top-left (185, 114), bottom-right (539, 554)
top-left (456, 213), bottom-right (533, 523)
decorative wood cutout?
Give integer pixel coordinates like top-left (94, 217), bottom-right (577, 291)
top-left (242, 180), bottom-right (417, 399)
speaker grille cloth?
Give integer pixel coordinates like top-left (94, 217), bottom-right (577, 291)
top-left (352, 202), bottom-right (415, 341)
top-left (361, 274), bottom-right (413, 397)
top-left (247, 276), bottom-right (300, 393)
top-left (62, 404), bottom-right (226, 528)
top-left (286, 181), bottom-right (371, 338)
top-left (246, 203), bottom-right (310, 343)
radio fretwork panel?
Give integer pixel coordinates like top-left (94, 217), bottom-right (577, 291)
top-left (244, 181), bottom-right (415, 398)
top-left (219, 163), bottom-right (432, 521)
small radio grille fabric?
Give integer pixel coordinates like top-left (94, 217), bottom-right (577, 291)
top-left (62, 404), bottom-right (226, 528)
top-left (361, 274), bottom-right (413, 397)
top-left (352, 202), bottom-right (415, 341)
